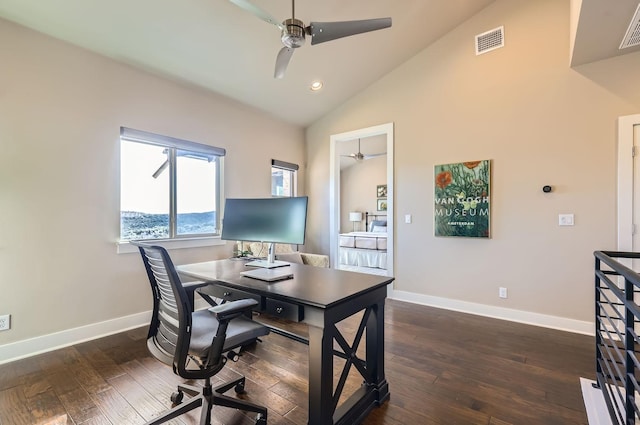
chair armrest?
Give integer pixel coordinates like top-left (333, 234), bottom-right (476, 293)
top-left (182, 281), bottom-right (208, 291)
top-left (208, 299), bottom-right (258, 322)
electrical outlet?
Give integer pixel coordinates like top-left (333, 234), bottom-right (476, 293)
top-left (499, 287), bottom-right (508, 299)
top-left (0, 314), bottom-right (10, 331)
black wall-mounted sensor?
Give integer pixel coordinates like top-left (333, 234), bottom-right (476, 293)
top-left (543, 185), bottom-right (552, 193)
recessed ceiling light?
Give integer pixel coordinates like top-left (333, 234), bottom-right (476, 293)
top-left (310, 81), bottom-right (323, 91)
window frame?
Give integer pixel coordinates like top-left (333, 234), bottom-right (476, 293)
top-left (271, 159), bottom-right (299, 197)
top-left (117, 127), bottom-right (226, 253)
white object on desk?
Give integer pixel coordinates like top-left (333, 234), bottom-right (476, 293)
top-left (241, 267), bottom-right (294, 282)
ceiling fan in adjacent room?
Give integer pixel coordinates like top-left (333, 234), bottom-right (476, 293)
top-left (229, 0), bottom-right (392, 79)
top-left (342, 139), bottom-right (386, 162)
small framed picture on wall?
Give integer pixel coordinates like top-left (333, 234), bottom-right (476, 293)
top-left (376, 184), bottom-right (387, 198)
top-left (377, 199), bottom-right (387, 211)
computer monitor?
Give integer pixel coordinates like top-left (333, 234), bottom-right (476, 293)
top-left (221, 196), bottom-right (308, 268)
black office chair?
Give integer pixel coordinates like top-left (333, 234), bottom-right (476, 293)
top-left (132, 242), bottom-right (269, 425)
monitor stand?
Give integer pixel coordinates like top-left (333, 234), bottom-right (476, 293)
top-left (244, 242), bottom-right (290, 268)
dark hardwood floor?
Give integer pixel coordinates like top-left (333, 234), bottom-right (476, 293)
top-left (0, 299), bottom-right (594, 425)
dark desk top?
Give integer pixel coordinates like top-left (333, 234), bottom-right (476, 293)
top-left (177, 259), bottom-right (394, 309)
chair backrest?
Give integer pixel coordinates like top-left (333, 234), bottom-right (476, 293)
top-left (132, 241), bottom-right (229, 380)
top-left (131, 242), bottom-right (192, 366)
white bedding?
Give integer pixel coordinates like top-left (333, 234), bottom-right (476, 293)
top-left (338, 231), bottom-right (387, 269)
top-left (339, 231), bottom-right (387, 251)
top-left (339, 247), bottom-right (387, 269)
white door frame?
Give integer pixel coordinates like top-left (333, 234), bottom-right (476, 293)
top-left (329, 123), bottom-right (394, 277)
top-left (617, 114), bottom-right (640, 251)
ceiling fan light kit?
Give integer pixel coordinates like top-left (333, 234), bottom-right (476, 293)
top-left (229, 0), bottom-right (392, 79)
top-left (282, 18), bottom-right (306, 48)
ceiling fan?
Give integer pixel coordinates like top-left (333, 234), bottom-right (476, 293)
top-left (229, 0), bottom-right (392, 79)
top-left (342, 139), bottom-right (386, 162)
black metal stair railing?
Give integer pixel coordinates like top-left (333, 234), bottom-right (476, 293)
top-left (594, 251), bottom-right (640, 425)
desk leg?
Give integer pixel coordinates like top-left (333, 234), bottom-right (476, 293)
top-left (308, 323), bottom-right (334, 425)
top-left (306, 298), bottom-right (389, 425)
top-left (367, 299), bottom-right (390, 404)
top-left (331, 299), bottom-right (389, 425)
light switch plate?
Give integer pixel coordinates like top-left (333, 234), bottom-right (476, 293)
top-left (559, 214), bottom-right (574, 226)
top-left (405, 214), bottom-right (412, 224)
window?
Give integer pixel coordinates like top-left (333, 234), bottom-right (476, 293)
top-left (120, 127), bottom-right (224, 241)
top-left (271, 159), bottom-right (298, 197)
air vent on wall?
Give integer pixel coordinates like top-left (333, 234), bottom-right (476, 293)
top-left (475, 26), bottom-right (504, 55)
top-left (620, 3), bottom-right (640, 49)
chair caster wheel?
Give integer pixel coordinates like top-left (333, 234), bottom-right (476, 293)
top-left (170, 390), bottom-right (183, 404)
top-left (234, 380), bottom-right (245, 394)
top-left (226, 350), bottom-right (240, 362)
top-left (255, 413), bottom-right (267, 425)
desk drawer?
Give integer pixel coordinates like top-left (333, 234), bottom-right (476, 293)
top-left (204, 285), bottom-right (262, 308)
top-left (265, 299), bottom-right (303, 322)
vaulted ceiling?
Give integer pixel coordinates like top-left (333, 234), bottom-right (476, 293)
top-left (0, 0), bottom-right (497, 126)
top-left (0, 0), bottom-right (638, 126)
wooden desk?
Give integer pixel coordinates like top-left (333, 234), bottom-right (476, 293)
top-left (177, 259), bottom-right (393, 425)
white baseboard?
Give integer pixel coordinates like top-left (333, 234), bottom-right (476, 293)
top-left (0, 292), bottom-right (593, 365)
top-left (390, 290), bottom-right (594, 335)
top-left (0, 311), bottom-right (151, 365)
top-left (0, 298), bottom-right (214, 365)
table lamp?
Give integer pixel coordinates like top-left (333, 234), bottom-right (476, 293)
top-left (349, 211), bottom-right (363, 232)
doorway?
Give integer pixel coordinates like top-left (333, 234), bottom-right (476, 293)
top-left (329, 123), bottom-right (394, 277)
top-left (617, 114), bottom-right (640, 258)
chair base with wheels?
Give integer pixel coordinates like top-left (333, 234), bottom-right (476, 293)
top-left (147, 375), bottom-right (266, 425)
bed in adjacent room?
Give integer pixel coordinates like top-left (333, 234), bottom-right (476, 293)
top-left (339, 213), bottom-right (387, 270)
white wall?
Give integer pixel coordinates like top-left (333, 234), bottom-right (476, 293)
top-left (0, 18), bottom-right (304, 351)
top-left (305, 0), bottom-right (640, 327)
top-left (340, 156), bottom-right (386, 233)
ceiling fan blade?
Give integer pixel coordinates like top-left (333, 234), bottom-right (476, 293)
top-left (308, 17), bottom-right (392, 45)
top-left (348, 153), bottom-right (364, 161)
top-left (363, 152), bottom-right (386, 160)
top-left (274, 47), bottom-right (295, 79)
top-left (229, 0), bottom-right (283, 30)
